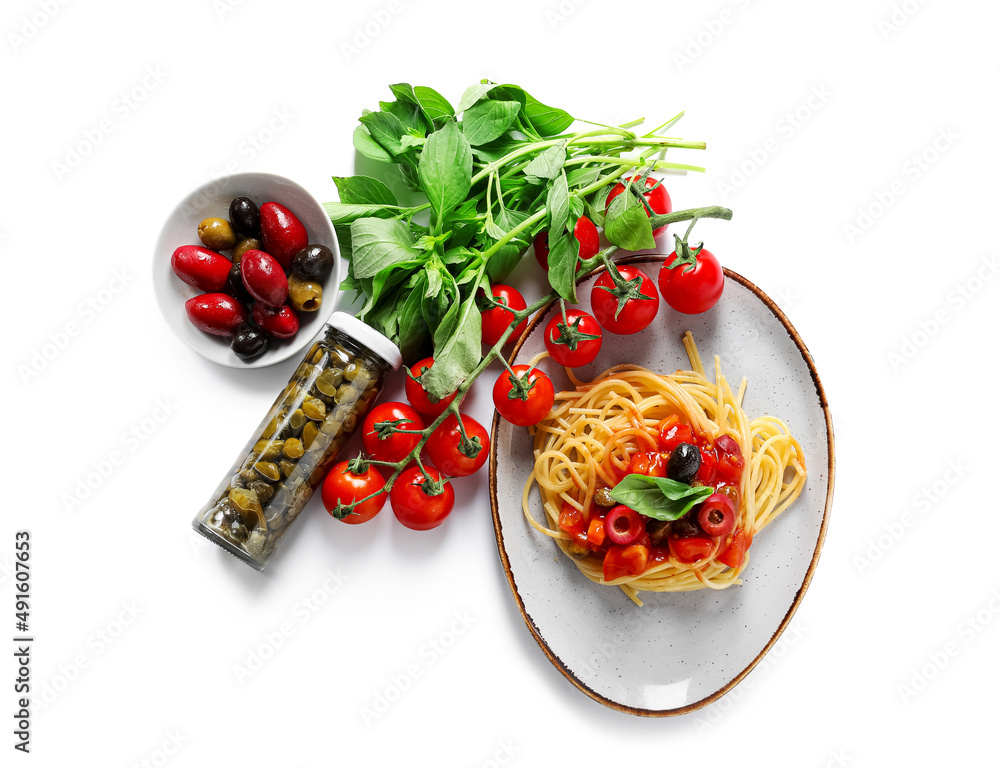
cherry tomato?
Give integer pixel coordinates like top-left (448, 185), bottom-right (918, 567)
top-left (361, 402), bottom-right (425, 463)
top-left (404, 357), bottom-right (457, 419)
top-left (480, 284), bottom-right (528, 346)
top-left (533, 215), bottom-right (601, 270)
top-left (390, 465), bottom-right (455, 531)
top-left (425, 414), bottom-right (491, 477)
top-left (321, 460), bottom-right (387, 524)
top-left (558, 503), bottom-right (589, 546)
top-left (606, 176), bottom-right (672, 236)
top-left (543, 309), bottom-right (603, 368)
top-left (590, 264), bottom-right (659, 335)
top-left (697, 493), bottom-right (736, 537)
top-left (492, 365), bottom-right (555, 427)
top-left (718, 528), bottom-right (749, 568)
top-left (668, 534), bottom-right (714, 563)
top-left (658, 247), bottom-right (724, 315)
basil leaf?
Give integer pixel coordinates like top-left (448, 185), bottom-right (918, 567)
top-left (418, 121), bottom-right (473, 221)
top-left (462, 99), bottom-right (521, 146)
top-left (359, 109), bottom-right (409, 157)
top-left (422, 290), bottom-right (482, 399)
top-left (544, 171), bottom-right (577, 302)
top-left (324, 202), bottom-right (400, 226)
top-left (523, 142), bottom-right (567, 180)
top-left (350, 218), bottom-right (423, 279)
top-left (396, 272), bottom-right (430, 363)
top-left (332, 175), bottom-right (398, 206)
top-left (413, 86), bottom-right (454, 128)
top-left (353, 125), bottom-right (392, 162)
top-left (524, 93), bottom-right (574, 136)
top-left (609, 475), bottom-right (714, 521)
top-left (456, 82), bottom-right (496, 113)
top-left (604, 189), bottom-right (655, 250)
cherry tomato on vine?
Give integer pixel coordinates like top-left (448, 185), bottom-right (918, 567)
top-left (658, 247), bottom-right (724, 314)
top-left (425, 414), bottom-right (491, 477)
top-left (533, 215), bottom-right (601, 270)
top-left (361, 402), bottom-right (424, 463)
top-left (321, 460), bottom-right (387, 524)
top-left (590, 264), bottom-right (659, 335)
top-left (480, 284), bottom-right (528, 346)
top-left (606, 176), bottom-right (672, 236)
top-left (492, 364), bottom-right (555, 427)
top-left (390, 465), bottom-right (455, 531)
top-left (543, 309), bottom-right (603, 368)
top-left (404, 357), bottom-right (457, 419)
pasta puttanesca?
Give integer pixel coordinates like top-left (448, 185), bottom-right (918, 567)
top-left (521, 332), bottom-right (806, 606)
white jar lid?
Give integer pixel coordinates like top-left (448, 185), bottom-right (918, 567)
top-left (328, 312), bottom-right (402, 371)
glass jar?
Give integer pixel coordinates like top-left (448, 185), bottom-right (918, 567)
top-left (193, 312), bottom-right (401, 569)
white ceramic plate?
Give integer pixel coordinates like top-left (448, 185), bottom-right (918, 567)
top-left (489, 256), bottom-right (834, 716)
top-left (153, 172), bottom-right (340, 368)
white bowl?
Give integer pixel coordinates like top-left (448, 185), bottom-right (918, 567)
top-left (153, 172), bottom-right (340, 368)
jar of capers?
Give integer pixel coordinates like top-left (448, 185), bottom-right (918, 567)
top-left (192, 312), bottom-right (401, 569)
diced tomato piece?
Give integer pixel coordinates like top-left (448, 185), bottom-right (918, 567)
top-left (696, 446), bottom-right (718, 485)
top-left (558, 504), bottom-right (587, 540)
top-left (668, 534), bottom-right (715, 563)
top-left (718, 528), bottom-right (749, 568)
top-left (602, 541), bottom-right (650, 581)
top-left (629, 451), bottom-right (668, 478)
top-left (658, 415), bottom-right (694, 451)
top-left (587, 516), bottom-right (605, 546)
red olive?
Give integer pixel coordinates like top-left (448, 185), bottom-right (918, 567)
top-left (185, 293), bottom-right (248, 336)
top-left (259, 202), bottom-right (308, 270)
top-left (240, 249), bottom-right (288, 308)
top-left (697, 493), bottom-right (736, 537)
top-left (252, 303), bottom-right (299, 339)
top-left (171, 245), bottom-right (232, 292)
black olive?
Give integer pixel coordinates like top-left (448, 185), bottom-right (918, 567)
top-left (225, 264), bottom-right (253, 304)
top-left (231, 324), bottom-right (269, 361)
top-left (667, 442), bottom-right (701, 484)
top-left (229, 197), bottom-right (260, 237)
top-left (672, 517), bottom-right (700, 538)
top-left (292, 244), bottom-right (334, 280)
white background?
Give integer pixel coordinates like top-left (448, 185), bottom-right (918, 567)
top-left (5, 0), bottom-right (998, 764)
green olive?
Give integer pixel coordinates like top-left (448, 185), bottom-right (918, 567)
top-left (197, 217), bottom-right (237, 250)
top-left (301, 397), bottom-right (326, 421)
top-left (282, 438), bottom-right (304, 459)
top-left (232, 237), bottom-right (261, 264)
top-left (287, 274), bottom-right (323, 312)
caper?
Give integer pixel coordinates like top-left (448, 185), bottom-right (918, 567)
top-left (288, 409), bottom-right (306, 432)
top-left (291, 244), bottom-right (335, 280)
top-left (232, 237), bottom-right (261, 264)
top-left (302, 397), bottom-right (326, 421)
top-left (245, 529), bottom-right (270, 561)
top-left (229, 487), bottom-right (262, 522)
top-left (343, 361), bottom-right (362, 381)
top-left (315, 368), bottom-right (343, 397)
top-left (247, 480), bottom-right (275, 505)
top-left (253, 439), bottom-right (284, 462)
top-left (287, 274), bottom-right (323, 312)
top-left (593, 488), bottom-right (616, 508)
top-left (302, 422), bottom-right (319, 449)
top-left (279, 460), bottom-right (297, 478)
top-left (334, 384), bottom-right (356, 404)
top-left (261, 418), bottom-right (279, 439)
top-left (197, 217), bottom-right (237, 250)
top-left (282, 438), bottom-right (304, 459)
top-left (308, 345), bottom-right (326, 365)
top-left (229, 197), bottom-right (260, 236)
top-left (229, 521), bottom-right (249, 542)
top-left (254, 461), bottom-right (281, 482)
top-left (343, 412), bottom-right (357, 432)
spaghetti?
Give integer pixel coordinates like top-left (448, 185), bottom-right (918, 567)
top-left (521, 332), bottom-right (806, 606)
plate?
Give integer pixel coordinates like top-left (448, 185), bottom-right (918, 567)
top-left (489, 256), bottom-right (834, 716)
top-left (153, 172), bottom-right (340, 368)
